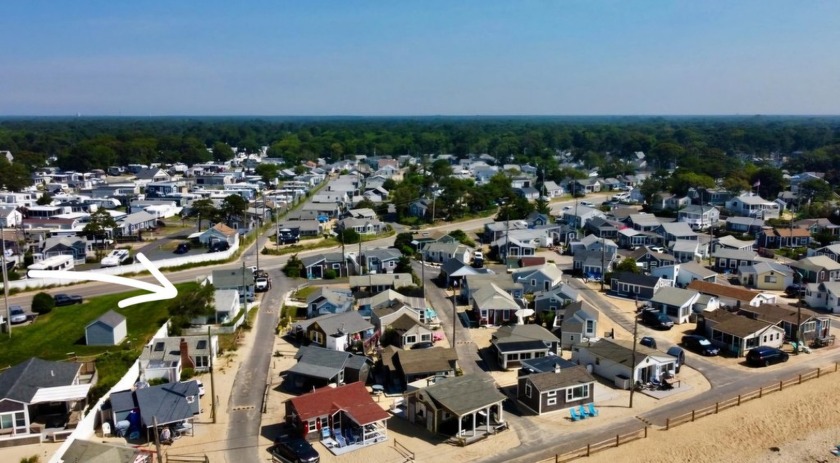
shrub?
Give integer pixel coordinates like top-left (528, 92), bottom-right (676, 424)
top-left (180, 368), bottom-right (195, 381)
top-left (323, 268), bottom-right (337, 279)
top-left (148, 378), bottom-right (169, 386)
top-left (32, 292), bottom-right (55, 315)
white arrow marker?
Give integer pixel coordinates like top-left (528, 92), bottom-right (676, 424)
top-left (28, 253), bottom-right (178, 308)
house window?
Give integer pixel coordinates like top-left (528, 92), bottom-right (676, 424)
top-left (525, 383), bottom-right (532, 398)
top-left (547, 398), bottom-right (557, 406)
top-left (547, 390), bottom-right (557, 397)
top-left (746, 337), bottom-right (759, 349)
top-left (195, 356), bottom-right (209, 368)
top-left (0, 414), bottom-right (12, 429)
top-left (421, 334), bottom-right (432, 341)
top-left (405, 335), bottom-right (417, 344)
top-left (585, 320), bottom-right (595, 335)
top-left (803, 321), bottom-right (816, 333)
top-left (521, 352), bottom-right (532, 360)
top-left (764, 275), bottom-right (777, 283)
top-left (310, 331), bottom-right (324, 345)
top-left (332, 263), bottom-right (341, 269)
top-left (566, 384), bottom-right (590, 401)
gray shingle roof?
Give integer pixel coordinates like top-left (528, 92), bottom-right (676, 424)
top-left (422, 374), bottom-right (506, 416)
top-left (289, 345), bottom-right (359, 380)
top-left (134, 381), bottom-right (200, 426)
top-left (0, 358), bottom-right (81, 403)
top-left (526, 365), bottom-right (595, 392)
top-left (90, 310), bottom-right (126, 329)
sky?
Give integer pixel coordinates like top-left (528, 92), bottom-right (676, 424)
top-left (1, 1), bottom-right (839, 116)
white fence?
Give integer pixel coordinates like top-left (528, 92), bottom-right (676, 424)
top-left (48, 322), bottom-right (170, 463)
top-left (4, 234), bottom-right (239, 292)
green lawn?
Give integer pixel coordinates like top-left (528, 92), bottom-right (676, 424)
top-left (0, 283), bottom-right (198, 385)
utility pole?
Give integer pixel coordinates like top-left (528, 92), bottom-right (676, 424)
top-left (629, 296), bottom-right (639, 408)
top-left (421, 248), bottom-right (426, 300)
top-left (504, 199), bottom-right (511, 270)
top-left (255, 192), bottom-right (261, 271)
top-left (152, 416), bottom-right (162, 462)
top-left (600, 238), bottom-right (606, 292)
top-left (451, 285), bottom-right (456, 347)
top-left (208, 326), bottom-right (216, 423)
top-left (795, 270), bottom-right (803, 355)
top-left (1, 225), bottom-right (10, 338)
top-left (241, 260), bottom-right (247, 316)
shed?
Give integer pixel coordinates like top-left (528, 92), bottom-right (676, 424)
top-left (85, 310), bottom-right (127, 346)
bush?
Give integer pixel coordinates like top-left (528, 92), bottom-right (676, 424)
top-left (180, 368), bottom-right (195, 381)
top-left (148, 378), bottom-right (169, 386)
top-left (323, 268), bottom-right (337, 279)
top-left (32, 292), bottom-right (55, 315)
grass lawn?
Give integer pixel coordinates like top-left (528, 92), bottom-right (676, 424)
top-left (0, 282), bottom-right (199, 399)
top-left (293, 286), bottom-right (317, 301)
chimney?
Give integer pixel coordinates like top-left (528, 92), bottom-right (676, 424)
top-left (180, 338), bottom-right (195, 369)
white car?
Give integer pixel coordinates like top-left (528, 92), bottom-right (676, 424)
top-left (473, 251), bottom-right (484, 260)
top-left (101, 249), bottom-right (131, 267)
top-left (9, 306), bottom-right (27, 324)
top-left (579, 201), bottom-right (594, 207)
top-left (195, 380), bottom-right (206, 397)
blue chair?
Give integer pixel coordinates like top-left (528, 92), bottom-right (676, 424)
top-left (578, 405), bottom-right (590, 418)
top-left (587, 403), bottom-right (599, 417)
top-left (569, 408), bottom-right (581, 421)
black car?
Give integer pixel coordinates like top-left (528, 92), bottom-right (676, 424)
top-left (639, 336), bottom-right (657, 349)
top-left (269, 438), bottom-right (320, 463)
top-left (785, 284), bottom-right (806, 297)
top-left (209, 241), bottom-right (230, 252)
top-left (174, 243), bottom-right (191, 254)
top-left (681, 335), bottom-right (720, 356)
top-left (640, 308), bottom-right (674, 330)
top-left (278, 229), bottom-right (300, 245)
top-left (746, 346), bottom-right (789, 367)
top-left (54, 294), bottom-right (83, 306)
top-left (410, 341), bottom-right (435, 350)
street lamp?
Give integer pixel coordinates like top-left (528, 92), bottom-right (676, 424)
top-left (794, 270), bottom-right (804, 355)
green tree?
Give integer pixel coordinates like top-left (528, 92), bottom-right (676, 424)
top-left (168, 284), bottom-right (215, 328)
top-left (254, 163), bottom-right (280, 184)
top-left (189, 198), bottom-right (218, 231)
top-left (32, 292), bottom-right (55, 315)
top-left (394, 232), bottom-right (415, 255)
top-left (0, 160), bottom-right (31, 192)
top-left (395, 256), bottom-right (412, 273)
top-left (83, 208), bottom-right (118, 258)
top-left (220, 194), bottom-right (249, 227)
top-left (283, 254), bottom-right (304, 278)
top-left (614, 258), bottom-right (641, 274)
top-left (340, 228), bottom-right (361, 244)
top-left (212, 142), bottom-right (235, 162)
top-left (798, 179), bottom-right (834, 203)
top-left (751, 167), bottom-right (786, 199)
top-left (535, 196), bottom-right (550, 215)
top-left (36, 192), bottom-right (53, 206)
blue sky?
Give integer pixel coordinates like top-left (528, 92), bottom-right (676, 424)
top-left (1, 1), bottom-right (838, 115)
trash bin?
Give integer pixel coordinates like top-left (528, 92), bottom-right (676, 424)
top-left (615, 374), bottom-right (631, 390)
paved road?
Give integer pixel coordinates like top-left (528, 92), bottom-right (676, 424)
top-left (224, 269), bottom-right (290, 462)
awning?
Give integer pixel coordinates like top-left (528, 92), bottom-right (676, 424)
top-left (187, 232), bottom-right (202, 239)
top-left (30, 384), bottom-right (92, 403)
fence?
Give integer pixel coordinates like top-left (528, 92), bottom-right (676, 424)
top-left (546, 427), bottom-right (649, 463)
top-left (3, 233), bottom-right (240, 292)
top-left (665, 363), bottom-right (838, 430)
top-left (165, 453), bottom-right (209, 463)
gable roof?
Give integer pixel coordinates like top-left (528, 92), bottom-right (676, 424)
top-left (711, 315), bottom-right (776, 338)
top-left (396, 347), bottom-right (459, 375)
top-left (210, 222), bottom-right (237, 237)
top-left (0, 358), bottom-right (81, 403)
top-left (687, 280), bottom-right (761, 302)
top-left (289, 382), bottom-right (390, 425)
top-left (289, 345), bottom-right (362, 380)
top-left (789, 255), bottom-right (840, 272)
top-left (88, 310), bottom-right (126, 329)
top-left (134, 381), bottom-right (201, 426)
top-left (611, 271), bottom-right (661, 287)
top-left (308, 311), bottom-right (373, 336)
top-left (421, 374), bottom-right (506, 415)
top-left (650, 287), bottom-right (698, 307)
top-left (740, 303), bottom-right (821, 324)
top-left (580, 338), bottom-right (664, 367)
top-left (526, 365), bottom-right (595, 392)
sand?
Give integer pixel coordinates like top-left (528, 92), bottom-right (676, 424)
top-left (583, 368), bottom-right (840, 463)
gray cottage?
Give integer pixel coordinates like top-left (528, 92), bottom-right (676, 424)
top-left (85, 310), bottom-right (127, 346)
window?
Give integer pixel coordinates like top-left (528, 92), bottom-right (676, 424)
top-left (547, 398), bottom-right (557, 406)
top-left (195, 356), bottom-right (209, 368)
top-left (566, 384), bottom-right (590, 401)
top-left (14, 412), bottom-right (24, 428)
top-left (585, 319), bottom-right (595, 335)
top-left (525, 383), bottom-right (532, 398)
top-left (764, 275), bottom-right (777, 283)
top-left (421, 334), bottom-right (432, 341)
top-left (803, 321), bottom-right (816, 333)
top-left (405, 335), bottom-right (417, 344)
top-left (0, 414), bottom-right (12, 429)
top-left (310, 331), bottom-right (324, 345)
top-left (546, 390), bottom-right (557, 397)
top-left (332, 263), bottom-right (341, 269)
top-left (521, 352), bottom-right (532, 360)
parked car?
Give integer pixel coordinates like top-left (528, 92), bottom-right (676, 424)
top-left (268, 438), bottom-right (320, 463)
top-left (54, 294), bottom-right (83, 306)
top-left (640, 308), bottom-right (674, 330)
top-left (785, 284), bottom-right (806, 297)
top-left (278, 229), bottom-right (300, 245)
top-left (666, 346), bottom-right (685, 373)
top-left (579, 201), bottom-right (594, 207)
top-left (639, 336), bottom-right (657, 349)
top-left (174, 243), bottom-right (191, 254)
top-left (9, 305), bottom-right (27, 324)
top-left (410, 341), bottom-right (435, 350)
top-left (681, 335), bottom-right (720, 356)
top-left (255, 277), bottom-right (271, 292)
top-left (746, 346), bottom-right (789, 367)
top-left (195, 379), bottom-right (206, 397)
top-left (100, 249), bottom-right (131, 267)
top-left (209, 241), bottom-right (230, 253)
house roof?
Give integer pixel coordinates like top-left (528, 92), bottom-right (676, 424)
top-left (289, 380), bottom-right (389, 425)
top-left (579, 338), bottom-right (665, 367)
top-left (741, 303), bottom-right (820, 324)
top-left (212, 267), bottom-right (254, 288)
top-left (0, 358), bottom-right (81, 403)
top-left (789, 255), bottom-right (840, 272)
top-left (421, 374), bottom-right (506, 416)
top-left (87, 310), bottom-right (126, 329)
top-left (349, 273), bottom-right (413, 289)
top-left (717, 235), bottom-right (755, 249)
top-left (140, 336), bottom-right (215, 364)
top-left (134, 380), bottom-right (201, 427)
top-left (738, 261), bottom-right (791, 276)
top-left (512, 263), bottom-right (564, 283)
top-left (526, 365), bottom-right (595, 392)
top-left (309, 311), bottom-right (373, 336)
top-left (687, 280), bottom-right (761, 302)
top-left (611, 272), bottom-right (661, 287)
top-left (473, 283), bottom-right (520, 310)
top-left (208, 222), bottom-right (237, 236)
top-left (770, 227), bottom-right (811, 238)
top-left (289, 345), bottom-right (364, 380)
top-left (396, 348), bottom-right (458, 375)
top-left (711, 248), bottom-right (759, 261)
top-left (650, 287), bottom-right (699, 307)
top-left (390, 314), bottom-right (422, 332)
top-left (493, 324), bottom-right (557, 347)
top-left (679, 261), bottom-right (718, 279)
top-left (520, 356), bottom-right (577, 373)
top-left (711, 315), bottom-right (775, 338)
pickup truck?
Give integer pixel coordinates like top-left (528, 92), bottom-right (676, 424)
top-left (101, 249), bottom-right (131, 267)
top-left (54, 294), bottom-right (84, 306)
top-left (255, 276), bottom-right (271, 292)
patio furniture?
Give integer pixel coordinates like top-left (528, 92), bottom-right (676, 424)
top-left (335, 433), bottom-right (347, 448)
top-left (587, 403), bottom-right (599, 417)
top-left (569, 408), bottom-right (582, 421)
top-left (578, 405), bottom-right (590, 418)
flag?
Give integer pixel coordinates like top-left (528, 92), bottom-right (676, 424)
top-left (753, 179), bottom-right (761, 187)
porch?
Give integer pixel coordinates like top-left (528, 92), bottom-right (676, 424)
top-left (320, 410), bottom-right (388, 455)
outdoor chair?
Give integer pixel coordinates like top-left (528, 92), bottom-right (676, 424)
top-left (569, 408), bottom-right (581, 421)
top-left (578, 405), bottom-right (590, 418)
top-left (587, 403), bottom-right (599, 417)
